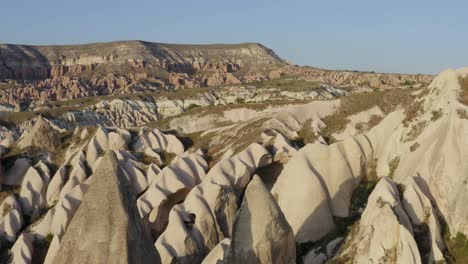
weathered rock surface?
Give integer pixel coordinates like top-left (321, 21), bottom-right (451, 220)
top-left (226, 175), bottom-right (295, 264)
top-left (155, 143), bottom-right (272, 264)
top-left (0, 194), bottom-right (23, 242)
top-left (17, 116), bottom-right (61, 151)
top-left (331, 177), bottom-right (421, 264)
top-left (137, 152), bottom-right (208, 235)
top-left (271, 134), bottom-right (374, 243)
top-left (51, 152), bottom-right (161, 264)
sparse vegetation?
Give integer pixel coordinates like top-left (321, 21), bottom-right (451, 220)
top-left (401, 80), bottom-right (416, 86)
top-left (407, 121), bottom-right (428, 142)
top-left (459, 76), bottom-right (468, 106)
top-left (388, 157), bottom-right (400, 178)
top-left (368, 114), bottom-right (383, 128)
top-left (132, 151), bottom-right (161, 165)
top-left (410, 142), bottom-right (420, 152)
top-left (457, 109), bottom-right (468, 119)
top-left (295, 119), bottom-right (318, 147)
top-left (321, 89), bottom-right (413, 142)
top-left (431, 109), bottom-right (443, 121)
top-left (235, 97), bottom-right (245, 104)
top-left (45, 233), bottom-right (54, 245)
top-left (186, 103), bottom-right (200, 110)
top-left (161, 151), bottom-right (176, 167)
top-left (440, 217), bottom-right (468, 263)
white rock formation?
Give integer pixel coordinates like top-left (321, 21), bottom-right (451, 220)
top-left (133, 127), bottom-right (185, 155)
top-left (46, 165), bottom-right (67, 206)
top-left (51, 151), bottom-right (161, 264)
top-left (155, 143), bottom-right (272, 264)
top-left (392, 68), bottom-right (468, 238)
top-left (332, 177), bottom-right (421, 264)
top-left (137, 152), bottom-right (208, 235)
top-left (44, 235), bottom-right (61, 264)
top-left (18, 166), bottom-right (47, 216)
top-left (201, 238), bottom-right (231, 264)
top-left (226, 175), bottom-right (295, 264)
top-left (0, 195), bottom-right (23, 242)
top-left (10, 232), bottom-right (34, 264)
top-left (402, 177), bottom-right (446, 263)
top-left (271, 134), bottom-right (373, 243)
top-left (260, 130), bottom-right (297, 162)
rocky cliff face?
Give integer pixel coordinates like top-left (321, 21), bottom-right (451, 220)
top-left (0, 41), bottom-right (284, 106)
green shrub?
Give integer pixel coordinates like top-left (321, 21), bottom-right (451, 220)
top-left (431, 109), bottom-right (443, 121)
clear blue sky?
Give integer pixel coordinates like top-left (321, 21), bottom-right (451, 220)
top-left (2, 0), bottom-right (467, 74)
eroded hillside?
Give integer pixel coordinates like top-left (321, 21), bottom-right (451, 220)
top-left (0, 42), bottom-right (466, 264)
top-left (0, 41), bottom-right (432, 110)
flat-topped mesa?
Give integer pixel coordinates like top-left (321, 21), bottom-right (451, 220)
top-left (0, 41), bottom-right (284, 80)
top-left (0, 41), bottom-right (285, 106)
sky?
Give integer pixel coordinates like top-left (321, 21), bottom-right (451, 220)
top-left (1, 0), bottom-right (467, 74)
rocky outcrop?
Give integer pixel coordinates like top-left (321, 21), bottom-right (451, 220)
top-left (137, 151), bottom-right (208, 236)
top-left (226, 175), bottom-right (295, 264)
top-left (0, 194), bottom-right (23, 242)
top-left (51, 152), bottom-right (161, 264)
top-left (271, 134), bottom-right (374, 243)
top-left (155, 143), bottom-right (272, 264)
top-left (331, 177), bottom-right (421, 264)
top-left (17, 116), bottom-right (61, 151)
top-left (133, 127), bottom-right (185, 155)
